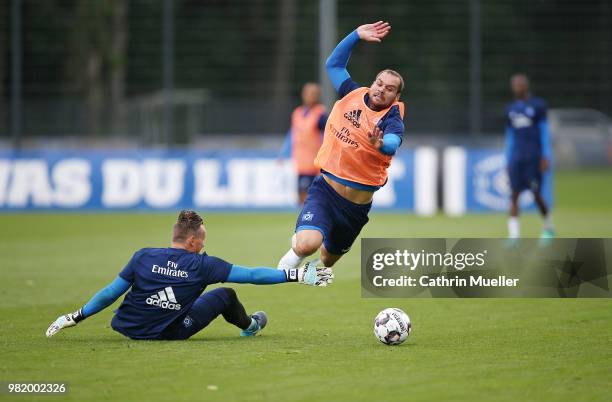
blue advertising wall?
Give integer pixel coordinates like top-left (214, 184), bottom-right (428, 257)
top-left (465, 149), bottom-right (553, 212)
top-left (0, 149), bottom-right (415, 211)
top-left (0, 148), bottom-right (553, 213)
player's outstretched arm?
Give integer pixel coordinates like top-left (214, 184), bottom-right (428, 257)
top-left (227, 261), bottom-right (333, 287)
top-left (326, 21), bottom-right (391, 91)
top-left (356, 21), bottom-right (391, 43)
top-left (45, 276), bottom-right (131, 338)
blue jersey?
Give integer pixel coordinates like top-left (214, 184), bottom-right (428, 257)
top-left (111, 248), bottom-right (232, 339)
top-left (505, 97), bottom-right (549, 162)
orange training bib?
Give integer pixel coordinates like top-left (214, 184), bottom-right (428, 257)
top-left (315, 87), bottom-right (404, 186)
top-left (291, 104), bottom-right (325, 175)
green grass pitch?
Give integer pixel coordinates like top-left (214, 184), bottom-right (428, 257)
top-left (1, 169), bottom-right (611, 402)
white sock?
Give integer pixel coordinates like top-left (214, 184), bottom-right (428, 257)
top-left (508, 217), bottom-right (520, 238)
top-left (277, 248), bottom-right (304, 270)
top-left (543, 214), bottom-right (554, 231)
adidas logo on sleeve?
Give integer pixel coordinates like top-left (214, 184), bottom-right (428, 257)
top-left (145, 287), bottom-right (182, 310)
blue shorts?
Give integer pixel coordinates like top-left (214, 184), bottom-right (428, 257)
top-left (298, 174), bottom-right (317, 193)
top-left (295, 175), bottom-right (371, 255)
top-left (508, 160), bottom-right (542, 193)
top-left (158, 288), bottom-right (231, 340)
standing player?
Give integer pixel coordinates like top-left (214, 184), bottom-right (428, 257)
top-left (46, 210), bottom-right (332, 340)
top-left (505, 73), bottom-right (555, 240)
top-left (279, 83), bottom-right (328, 205)
top-left (277, 21), bottom-right (405, 270)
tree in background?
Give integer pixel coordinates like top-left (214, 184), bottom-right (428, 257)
top-left (67, 0), bottom-right (127, 137)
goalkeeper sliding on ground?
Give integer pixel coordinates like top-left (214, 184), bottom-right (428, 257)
top-left (46, 210), bottom-right (333, 340)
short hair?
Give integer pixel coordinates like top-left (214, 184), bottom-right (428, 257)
top-left (510, 73), bottom-right (530, 86)
top-left (302, 82), bottom-right (320, 90)
top-left (172, 210), bottom-right (203, 242)
top-left (376, 69), bottom-right (405, 93)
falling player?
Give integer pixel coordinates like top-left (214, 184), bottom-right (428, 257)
top-left (277, 21), bottom-right (405, 270)
top-left (505, 73), bottom-right (554, 241)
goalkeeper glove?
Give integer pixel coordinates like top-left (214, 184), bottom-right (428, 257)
top-left (46, 308), bottom-right (85, 338)
top-left (285, 260), bottom-right (334, 287)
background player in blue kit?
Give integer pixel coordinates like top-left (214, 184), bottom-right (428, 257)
top-left (46, 210), bottom-right (333, 340)
top-left (505, 73), bottom-right (555, 241)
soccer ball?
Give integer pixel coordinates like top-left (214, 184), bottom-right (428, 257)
top-left (373, 308), bottom-right (411, 346)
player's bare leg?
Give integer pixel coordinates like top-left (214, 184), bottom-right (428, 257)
top-left (294, 229), bottom-right (323, 257)
top-left (532, 189), bottom-right (555, 240)
top-left (507, 191), bottom-right (521, 239)
top-left (299, 191), bottom-right (308, 206)
top-left (277, 230), bottom-right (322, 270)
top-left (532, 190), bottom-right (548, 216)
top-left (320, 244), bottom-right (343, 267)
top-left (277, 230), bottom-right (343, 269)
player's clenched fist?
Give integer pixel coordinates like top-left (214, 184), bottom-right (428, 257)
top-left (356, 21), bottom-right (391, 43)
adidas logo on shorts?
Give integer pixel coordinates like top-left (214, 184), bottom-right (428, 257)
top-left (146, 286), bottom-right (182, 310)
top-left (343, 109), bottom-right (362, 128)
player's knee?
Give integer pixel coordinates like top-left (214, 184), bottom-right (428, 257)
top-left (294, 238), bottom-right (320, 257)
top-left (294, 242), bottom-right (317, 257)
top-left (219, 287), bottom-right (238, 303)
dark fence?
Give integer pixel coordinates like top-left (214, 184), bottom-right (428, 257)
top-left (0, 0), bottom-right (611, 143)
